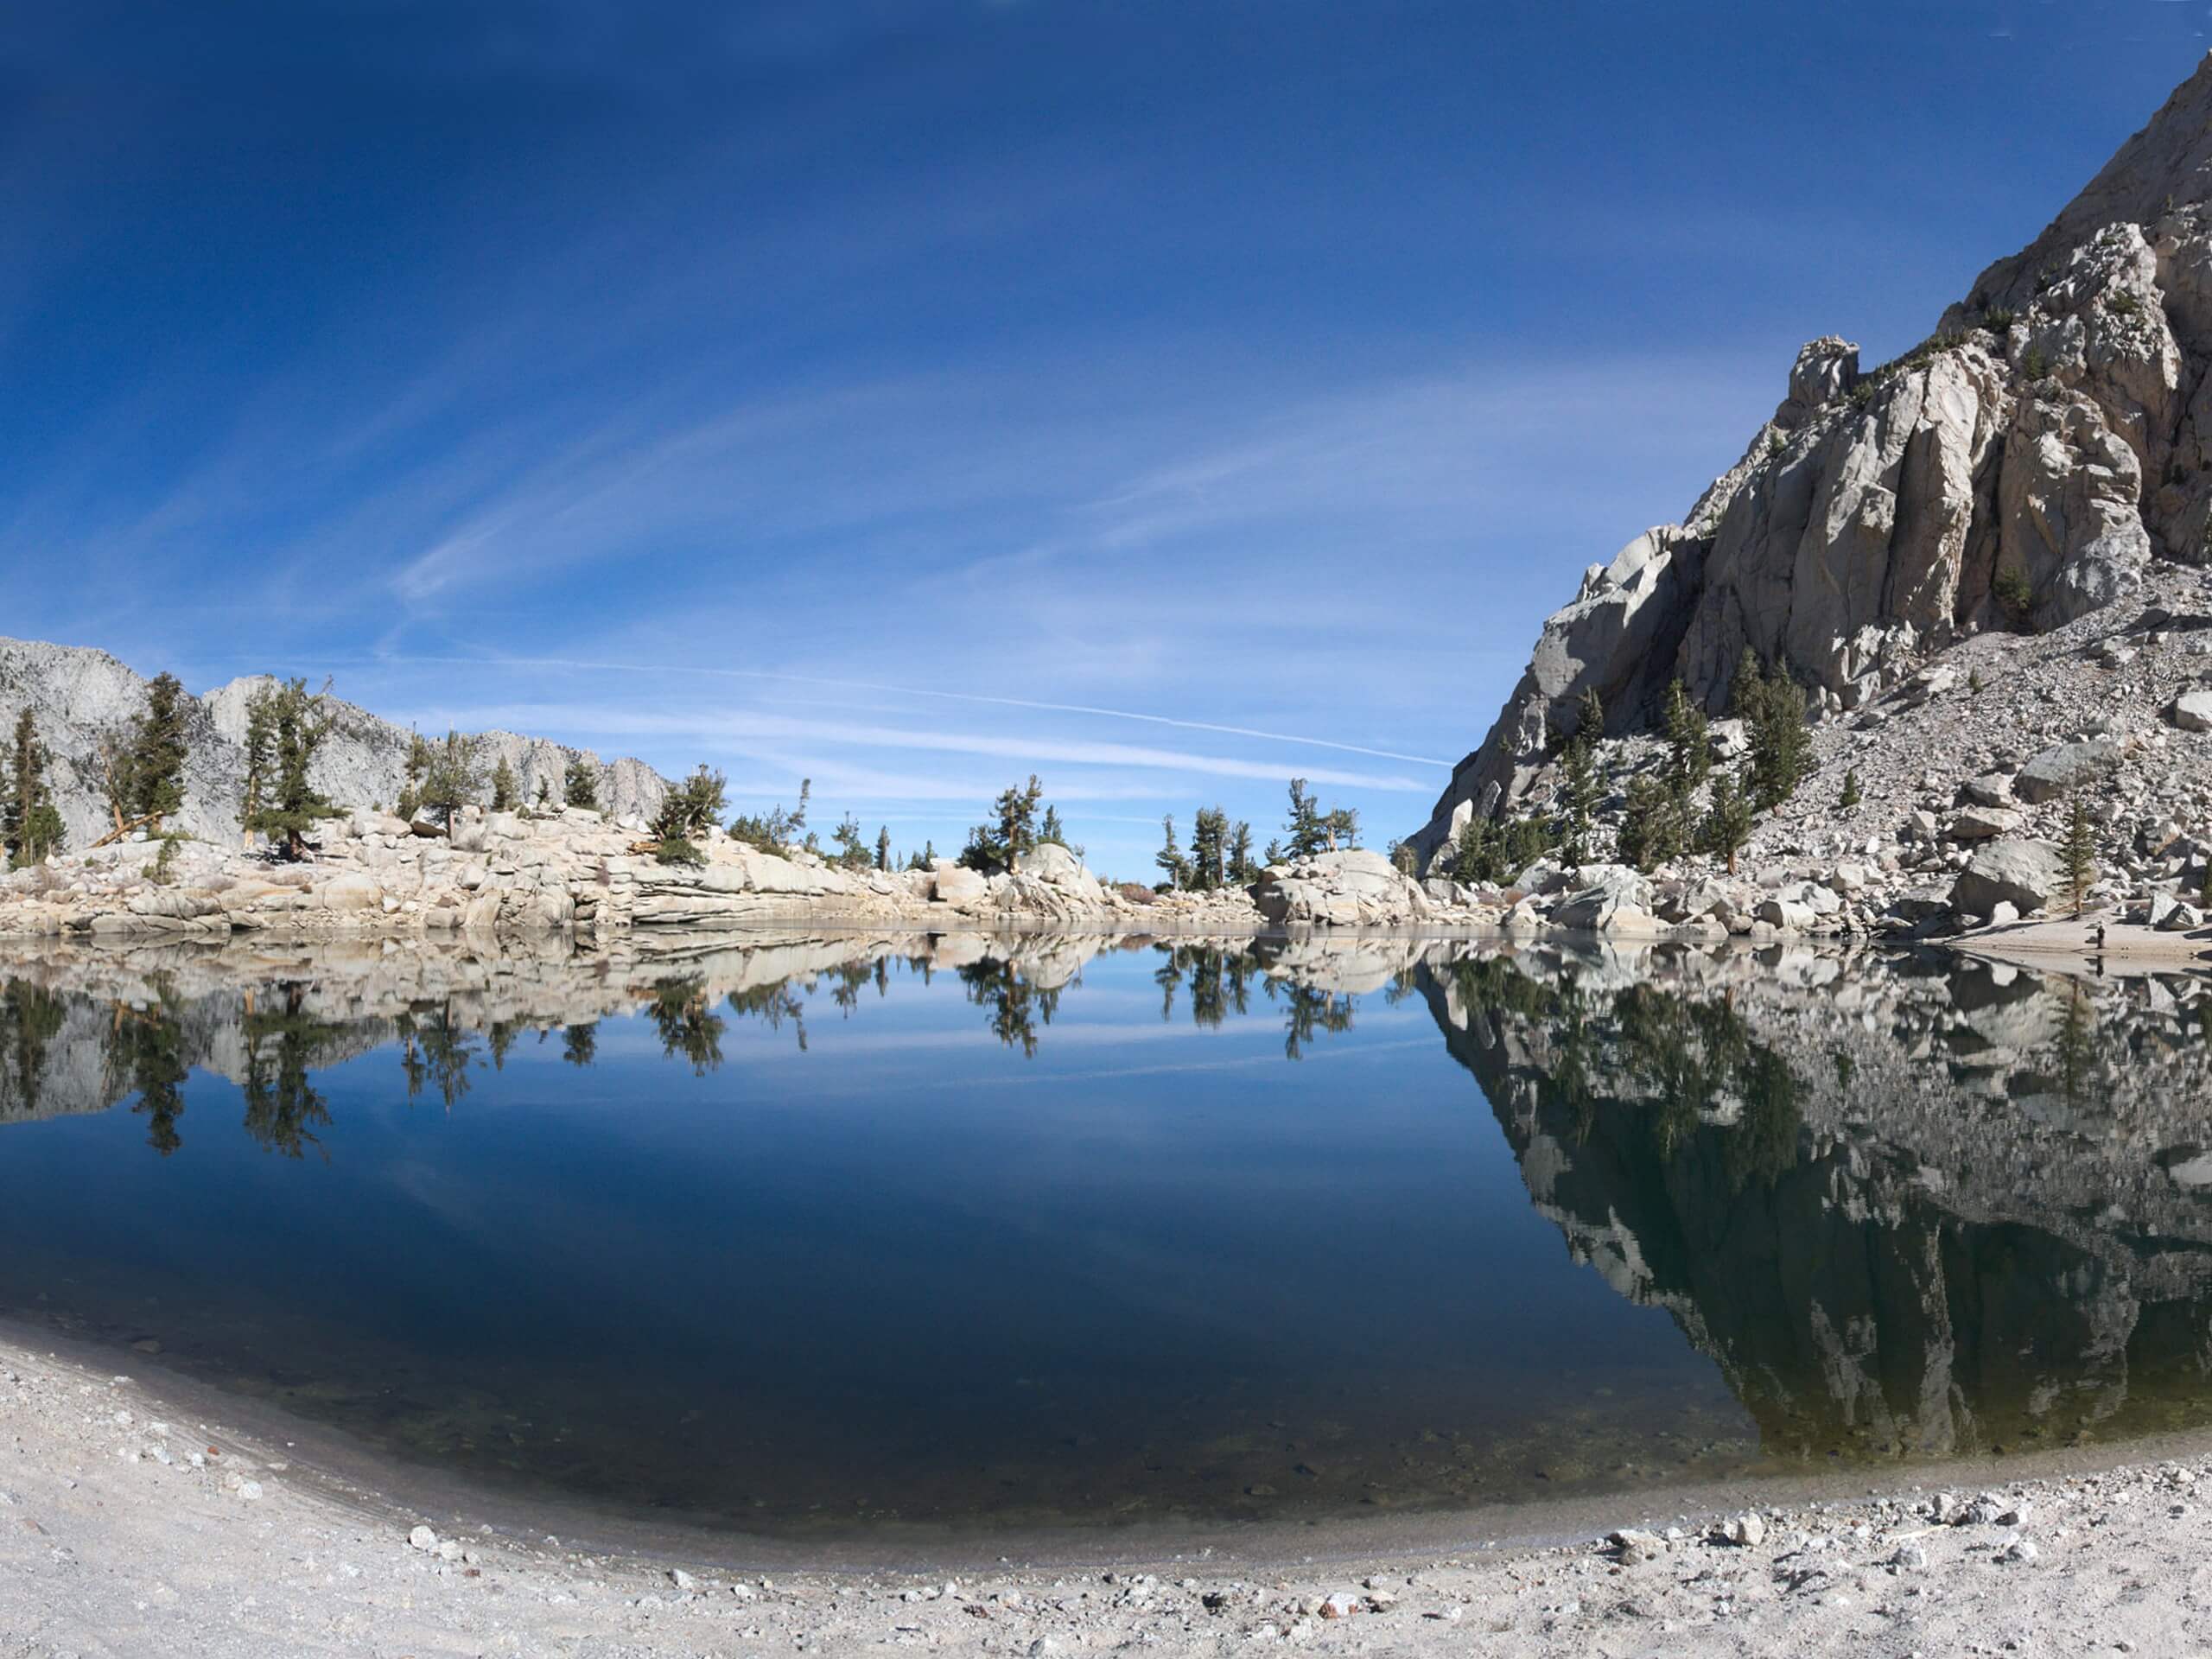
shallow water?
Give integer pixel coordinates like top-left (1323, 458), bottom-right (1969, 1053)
top-left (3, 929), bottom-right (2209, 1536)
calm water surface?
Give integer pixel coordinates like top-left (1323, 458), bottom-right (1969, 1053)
top-left (1, 930), bottom-right (2208, 1536)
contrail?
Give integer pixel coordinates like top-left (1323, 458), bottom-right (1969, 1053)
top-left (355, 652), bottom-right (1452, 768)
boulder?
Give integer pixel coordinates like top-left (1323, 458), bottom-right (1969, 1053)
top-left (2171, 690), bottom-right (2212, 733)
top-left (1949, 839), bottom-right (2064, 918)
top-left (2014, 739), bottom-right (2124, 804)
top-left (315, 874), bottom-right (383, 912)
top-left (1946, 807), bottom-right (2019, 842)
top-left (929, 861), bottom-right (988, 906)
top-left (1252, 850), bottom-right (1427, 926)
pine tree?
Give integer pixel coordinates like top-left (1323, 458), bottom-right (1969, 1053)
top-left (830, 812), bottom-right (870, 869)
top-left (1740, 655), bottom-right (1813, 810)
top-left (1039, 804), bottom-right (1065, 846)
top-left (650, 792), bottom-right (705, 866)
top-left (1284, 779), bottom-right (1326, 861)
top-left (397, 730), bottom-right (432, 820)
top-left (875, 825), bottom-right (892, 870)
top-left (4, 710), bottom-right (64, 868)
top-left (1618, 773), bottom-right (1687, 874)
top-left (1190, 806), bottom-right (1228, 889)
top-left (1728, 646), bottom-right (1766, 722)
top-left (1453, 813), bottom-right (1498, 885)
top-left (673, 766), bottom-right (727, 837)
top-left (239, 679), bottom-right (343, 860)
top-left (490, 756), bottom-right (518, 812)
top-left (1661, 677), bottom-right (1710, 794)
top-left (995, 775), bottom-right (1044, 861)
top-left (1155, 815), bottom-right (1192, 890)
top-left (1700, 770), bottom-right (1753, 875)
top-left (563, 756), bottom-right (601, 811)
top-left (1574, 685), bottom-right (1605, 746)
top-left (1227, 820), bottom-right (1257, 886)
top-left (1839, 769), bottom-right (1862, 810)
top-left (1323, 805), bottom-right (1359, 850)
top-left (1559, 738), bottom-right (1599, 868)
top-left (2063, 793), bottom-right (2096, 918)
top-left (128, 671), bottom-right (189, 829)
top-left (419, 730), bottom-right (485, 833)
top-left (535, 776), bottom-right (552, 810)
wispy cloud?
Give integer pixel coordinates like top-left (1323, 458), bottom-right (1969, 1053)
top-left (379, 702), bottom-right (1434, 792)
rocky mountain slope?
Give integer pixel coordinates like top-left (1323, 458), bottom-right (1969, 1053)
top-left (0, 637), bottom-right (671, 849)
top-left (1410, 54), bottom-right (2212, 875)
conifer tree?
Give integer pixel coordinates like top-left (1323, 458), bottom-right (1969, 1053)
top-left (1039, 804), bottom-right (1065, 846)
top-left (1574, 685), bottom-right (1605, 746)
top-left (1618, 773), bottom-right (1687, 874)
top-left (1190, 806), bottom-right (1228, 890)
top-left (673, 766), bottom-right (728, 837)
top-left (1324, 805), bottom-right (1359, 850)
top-left (1559, 738), bottom-right (1599, 868)
top-left (419, 730), bottom-right (485, 833)
top-left (1738, 653), bottom-right (1813, 810)
top-left (239, 679), bottom-right (342, 860)
top-left (490, 756), bottom-right (518, 812)
top-left (1227, 820), bottom-right (1257, 886)
top-left (875, 825), bottom-right (892, 870)
top-left (830, 812), bottom-right (870, 869)
top-left (1839, 769), bottom-right (1862, 810)
top-left (650, 793), bottom-right (705, 866)
top-left (1700, 770), bottom-right (1753, 874)
top-left (397, 730), bottom-right (432, 820)
top-left (1155, 815), bottom-right (1192, 890)
top-left (535, 776), bottom-right (552, 810)
top-left (1661, 677), bottom-right (1710, 794)
top-left (128, 671), bottom-right (189, 829)
top-left (1284, 779), bottom-right (1326, 861)
top-left (2063, 793), bottom-right (2096, 918)
top-left (1453, 813), bottom-right (1498, 885)
top-left (4, 710), bottom-right (63, 868)
top-left (563, 756), bottom-right (601, 811)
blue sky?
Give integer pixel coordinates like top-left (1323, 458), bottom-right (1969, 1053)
top-left (3, 3), bottom-right (2207, 874)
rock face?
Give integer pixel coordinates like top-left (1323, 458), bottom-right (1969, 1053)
top-left (1410, 57), bottom-right (2212, 863)
top-left (0, 637), bottom-right (671, 852)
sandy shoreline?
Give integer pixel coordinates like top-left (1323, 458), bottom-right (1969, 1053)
top-left (6, 1327), bottom-right (2212, 1655)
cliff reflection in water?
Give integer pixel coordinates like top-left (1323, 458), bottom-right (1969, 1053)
top-left (6, 927), bottom-right (2212, 1488)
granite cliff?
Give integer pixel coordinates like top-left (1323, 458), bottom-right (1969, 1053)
top-left (1413, 56), bottom-right (2212, 871)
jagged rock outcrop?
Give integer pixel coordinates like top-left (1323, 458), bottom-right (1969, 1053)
top-left (0, 637), bottom-right (671, 850)
top-left (1411, 57), bottom-right (2212, 866)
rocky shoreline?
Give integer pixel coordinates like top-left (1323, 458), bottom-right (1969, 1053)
top-left (4, 1330), bottom-right (2209, 1656)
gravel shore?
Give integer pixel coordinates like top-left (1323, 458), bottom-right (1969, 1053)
top-left (3, 1337), bottom-right (2205, 1656)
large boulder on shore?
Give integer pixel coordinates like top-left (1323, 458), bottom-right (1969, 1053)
top-left (1548, 865), bottom-right (1657, 932)
top-left (929, 860), bottom-right (988, 905)
top-left (1950, 839), bottom-right (2064, 918)
top-left (1253, 849), bottom-right (1428, 926)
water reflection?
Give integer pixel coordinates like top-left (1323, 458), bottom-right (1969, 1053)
top-left (2, 927), bottom-right (2210, 1524)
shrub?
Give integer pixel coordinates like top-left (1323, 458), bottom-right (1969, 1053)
top-left (1992, 564), bottom-right (2037, 627)
top-left (1982, 305), bottom-right (2015, 332)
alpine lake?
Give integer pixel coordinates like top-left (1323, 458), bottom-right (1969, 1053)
top-left (2, 925), bottom-right (2208, 1542)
